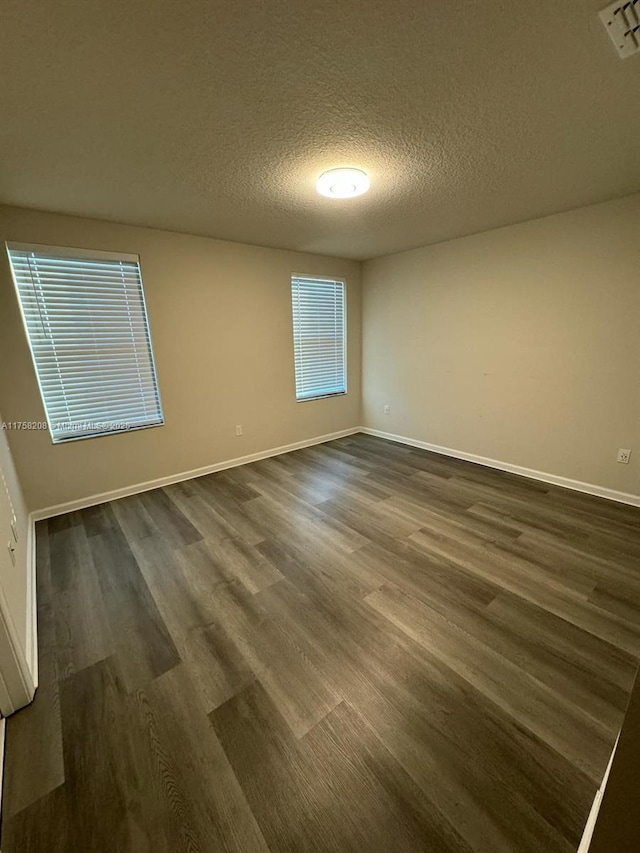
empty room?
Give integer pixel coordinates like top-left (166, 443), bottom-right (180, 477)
top-left (0, 1), bottom-right (639, 851)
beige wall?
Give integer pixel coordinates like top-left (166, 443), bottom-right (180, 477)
top-left (2, 194), bottom-right (637, 512)
top-left (362, 194), bottom-right (640, 497)
top-left (0, 206), bottom-right (361, 511)
top-left (0, 411), bottom-right (30, 663)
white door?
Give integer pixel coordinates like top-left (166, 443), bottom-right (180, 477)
top-left (0, 425), bottom-right (35, 716)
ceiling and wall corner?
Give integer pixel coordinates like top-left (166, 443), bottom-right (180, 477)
top-left (0, 0), bottom-right (639, 261)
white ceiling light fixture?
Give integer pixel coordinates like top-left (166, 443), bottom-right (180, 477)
top-left (316, 168), bottom-right (370, 199)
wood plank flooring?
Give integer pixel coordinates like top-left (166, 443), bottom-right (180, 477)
top-left (2, 434), bottom-right (640, 852)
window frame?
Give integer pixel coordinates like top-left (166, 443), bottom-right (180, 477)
top-left (6, 241), bottom-right (164, 444)
top-left (291, 273), bottom-right (348, 403)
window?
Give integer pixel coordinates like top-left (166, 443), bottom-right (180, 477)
top-left (6, 243), bottom-right (163, 443)
top-left (291, 275), bottom-right (346, 401)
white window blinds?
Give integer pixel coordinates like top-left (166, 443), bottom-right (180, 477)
top-left (291, 276), bottom-right (346, 401)
top-left (6, 243), bottom-right (164, 443)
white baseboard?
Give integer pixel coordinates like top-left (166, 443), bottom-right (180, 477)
top-left (32, 425), bottom-right (640, 518)
top-left (360, 428), bottom-right (640, 508)
top-left (0, 716), bottom-right (5, 818)
top-left (31, 427), bottom-right (361, 520)
top-left (25, 515), bottom-right (38, 689)
top-left (577, 734), bottom-right (619, 853)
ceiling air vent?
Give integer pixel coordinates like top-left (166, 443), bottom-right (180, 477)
top-left (600, 0), bottom-right (640, 58)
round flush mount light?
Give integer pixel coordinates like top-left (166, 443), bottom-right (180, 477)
top-left (316, 168), bottom-right (370, 199)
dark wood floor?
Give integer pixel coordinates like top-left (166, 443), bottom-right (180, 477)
top-left (3, 434), bottom-right (640, 852)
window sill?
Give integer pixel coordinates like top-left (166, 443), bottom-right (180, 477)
top-left (296, 392), bottom-right (347, 403)
top-left (51, 420), bottom-right (165, 444)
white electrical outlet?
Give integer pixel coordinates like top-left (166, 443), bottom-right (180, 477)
top-left (617, 448), bottom-right (631, 464)
top-left (235, 424), bottom-right (243, 436)
top-left (7, 541), bottom-right (15, 566)
top-left (383, 404), bottom-right (390, 415)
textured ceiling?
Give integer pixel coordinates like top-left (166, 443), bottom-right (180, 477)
top-left (1, 0), bottom-right (639, 260)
